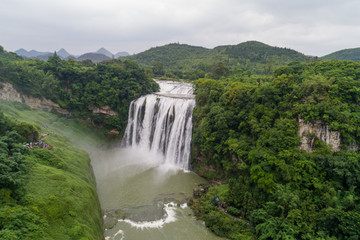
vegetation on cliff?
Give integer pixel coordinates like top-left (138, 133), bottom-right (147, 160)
top-left (191, 60), bottom-right (360, 239)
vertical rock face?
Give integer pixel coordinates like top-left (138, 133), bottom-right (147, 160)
top-left (298, 118), bottom-right (341, 152)
top-left (0, 82), bottom-right (22, 102)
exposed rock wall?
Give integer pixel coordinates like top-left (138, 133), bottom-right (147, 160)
top-left (0, 82), bottom-right (69, 115)
top-left (88, 105), bottom-right (117, 117)
top-left (23, 95), bottom-right (69, 115)
top-left (298, 118), bottom-right (341, 152)
top-left (0, 82), bottom-right (22, 102)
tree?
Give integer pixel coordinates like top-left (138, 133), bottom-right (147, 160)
top-left (208, 62), bottom-right (229, 79)
top-left (153, 61), bottom-right (165, 76)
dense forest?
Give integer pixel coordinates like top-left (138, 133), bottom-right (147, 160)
top-left (322, 47), bottom-right (360, 62)
top-left (0, 46), bottom-right (158, 135)
top-left (190, 60), bottom-right (360, 239)
top-left (122, 41), bottom-right (310, 79)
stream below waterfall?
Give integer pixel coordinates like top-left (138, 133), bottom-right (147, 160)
top-left (92, 81), bottom-right (224, 240)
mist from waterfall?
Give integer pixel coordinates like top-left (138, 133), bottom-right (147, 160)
top-left (122, 80), bottom-right (195, 170)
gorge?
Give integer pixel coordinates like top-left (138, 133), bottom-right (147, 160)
top-left (96, 80), bottom-right (222, 240)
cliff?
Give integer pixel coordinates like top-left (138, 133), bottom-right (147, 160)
top-left (0, 82), bottom-right (69, 115)
top-left (298, 118), bottom-right (341, 152)
top-left (0, 82), bottom-right (23, 102)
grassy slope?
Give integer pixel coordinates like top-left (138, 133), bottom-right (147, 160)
top-left (0, 100), bottom-right (103, 239)
top-left (0, 101), bottom-right (102, 148)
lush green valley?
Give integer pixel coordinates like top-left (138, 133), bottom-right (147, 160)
top-left (190, 60), bottom-right (360, 239)
top-left (2, 42), bottom-right (360, 240)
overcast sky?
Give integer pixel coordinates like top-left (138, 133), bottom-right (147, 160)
top-left (1, 0), bottom-right (360, 56)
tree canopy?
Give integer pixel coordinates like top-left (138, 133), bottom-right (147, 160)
top-left (191, 60), bottom-right (360, 240)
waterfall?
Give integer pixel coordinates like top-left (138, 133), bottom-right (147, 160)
top-left (122, 80), bottom-right (195, 170)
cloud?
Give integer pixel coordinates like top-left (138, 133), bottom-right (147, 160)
top-left (1, 0), bottom-right (360, 56)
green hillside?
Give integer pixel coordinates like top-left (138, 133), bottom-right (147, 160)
top-left (0, 46), bottom-right (23, 61)
top-left (322, 47), bottom-right (360, 61)
top-left (0, 101), bottom-right (103, 240)
top-left (124, 43), bottom-right (213, 67)
top-left (122, 41), bottom-right (309, 78)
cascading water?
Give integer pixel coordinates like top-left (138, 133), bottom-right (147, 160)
top-left (122, 80), bottom-right (195, 169)
top-left (99, 80), bottom-right (222, 240)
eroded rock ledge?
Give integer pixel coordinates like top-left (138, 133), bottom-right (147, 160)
top-left (88, 105), bottom-right (117, 117)
top-left (298, 118), bottom-right (341, 152)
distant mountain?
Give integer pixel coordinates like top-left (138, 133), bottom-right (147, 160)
top-left (34, 53), bottom-right (54, 60)
top-left (57, 48), bottom-right (71, 58)
top-left (14, 48), bottom-right (29, 57)
top-left (15, 49), bottom-right (52, 58)
top-left (123, 43), bottom-right (211, 68)
top-left (96, 48), bottom-right (113, 58)
top-left (122, 41), bottom-right (307, 73)
top-left (215, 41), bottom-right (306, 63)
top-left (115, 51), bottom-right (130, 58)
top-left (77, 53), bottom-right (111, 63)
top-left (321, 48), bottom-right (360, 61)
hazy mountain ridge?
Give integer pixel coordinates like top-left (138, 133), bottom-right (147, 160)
top-left (77, 52), bottom-right (112, 63)
top-left (14, 47), bottom-right (130, 62)
top-left (96, 47), bottom-right (113, 58)
top-left (13, 42), bottom-right (360, 66)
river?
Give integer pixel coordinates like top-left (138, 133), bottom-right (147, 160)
top-left (92, 81), bottom-right (224, 240)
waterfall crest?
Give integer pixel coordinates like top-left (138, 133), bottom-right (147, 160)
top-left (122, 80), bottom-right (195, 170)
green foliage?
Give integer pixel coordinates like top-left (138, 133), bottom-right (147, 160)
top-left (122, 41), bottom-right (308, 78)
top-left (0, 48), bottom-right (158, 134)
top-left (0, 108), bottom-right (103, 239)
top-left (207, 62), bottom-right (229, 79)
top-left (191, 60), bottom-right (360, 239)
top-left (191, 184), bottom-right (256, 239)
top-left (12, 122), bottom-right (40, 142)
top-left (153, 61), bottom-right (165, 76)
top-left (322, 47), bottom-right (360, 62)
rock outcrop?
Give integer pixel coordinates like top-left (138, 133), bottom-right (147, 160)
top-left (0, 82), bottom-right (69, 115)
top-left (0, 82), bottom-right (22, 102)
top-left (298, 118), bottom-right (341, 152)
top-left (23, 95), bottom-right (69, 115)
top-left (89, 105), bottom-right (117, 117)
top-left (108, 129), bottom-right (120, 136)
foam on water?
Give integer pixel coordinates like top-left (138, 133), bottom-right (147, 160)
top-left (118, 202), bottom-right (178, 229)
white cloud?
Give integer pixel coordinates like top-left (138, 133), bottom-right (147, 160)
top-left (1, 0), bottom-right (360, 56)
